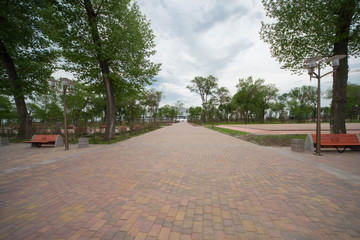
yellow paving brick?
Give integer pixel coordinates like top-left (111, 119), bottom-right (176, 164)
top-left (169, 232), bottom-right (181, 240)
top-left (193, 221), bottom-right (203, 233)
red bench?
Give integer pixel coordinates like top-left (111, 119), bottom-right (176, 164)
top-left (309, 134), bottom-right (360, 153)
top-left (24, 135), bottom-right (63, 148)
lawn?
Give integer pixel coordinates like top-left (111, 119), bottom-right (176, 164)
top-left (205, 125), bottom-right (306, 147)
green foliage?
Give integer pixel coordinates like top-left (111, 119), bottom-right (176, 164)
top-left (206, 126), bottom-right (249, 136)
top-left (284, 85), bottom-right (317, 122)
top-left (0, 95), bottom-right (17, 123)
top-left (45, 0), bottom-right (160, 91)
top-left (0, 0), bottom-right (57, 98)
top-left (346, 83), bottom-right (360, 119)
top-left (145, 88), bottom-right (162, 122)
top-left (187, 75), bottom-right (218, 122)
top-left (260, 0), bottom-right (359, 72)
top-left (232, 76), bottom-right (278, 123)
top-left (27, 90), bottom-right (63, 123)
top-left (158, 105), bottom-right (177, 120)
top-left (187, 106), bottom-right (202, 121)
top-left (174, 100), bottom-right (184, 119)
top-left (213, 87), bottom-right (231, 122)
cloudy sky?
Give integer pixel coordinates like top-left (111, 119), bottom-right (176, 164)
top-left (135, 0), bottom-right (360, 108)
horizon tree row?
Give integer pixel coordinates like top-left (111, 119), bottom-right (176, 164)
top-left (186, 75), bottom-right (360, 124)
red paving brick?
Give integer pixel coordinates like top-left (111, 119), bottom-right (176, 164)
top-left (1, 122), bottom-right (360, 239)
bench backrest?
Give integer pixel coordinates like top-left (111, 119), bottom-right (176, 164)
top-left (311, 134), bottom-right (359, 145)
top-left (32, 135), bottom-right (58, 142)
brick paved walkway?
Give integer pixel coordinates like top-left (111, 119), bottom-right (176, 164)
top-left (1, 123), bottom-right (360, 239)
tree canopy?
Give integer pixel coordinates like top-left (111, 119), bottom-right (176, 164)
top-left (260, 0), bottom-right (359, 133)
top-left (0, 0), bottom-right (57, 138)
top-left (45, 0), bottom-right (160, 140)
top-left (187, 75), bottom-right (218, 123)
top-left (260, 0), bottom-right (359, 71)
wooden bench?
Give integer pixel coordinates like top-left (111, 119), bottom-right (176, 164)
top-left (305, 134), bottom-right (360, 153)
top-left (24, 135), bottom-right (64, 148)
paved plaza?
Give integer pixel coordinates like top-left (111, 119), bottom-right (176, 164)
top-left (1, 123), bottom-right (360, 239)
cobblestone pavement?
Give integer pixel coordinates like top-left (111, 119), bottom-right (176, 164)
top-left (1, 123), bottom-right (360, 239)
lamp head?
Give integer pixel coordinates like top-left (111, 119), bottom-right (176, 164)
top-left (326, 55), bottom-right (346, 67)
top-left (47, 78), bottom-right (58, 89)
top-left (303, 65), bottom-right (314, 76)
top-left (304, 56), bottom-right (322, 68)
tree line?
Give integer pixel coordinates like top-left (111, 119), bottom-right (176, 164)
top-left (187, 75), bottom-right (360, 124)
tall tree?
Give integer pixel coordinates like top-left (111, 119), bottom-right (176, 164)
top-left (187, 75), bottom-right (218, 123)
top-left (145, 88), bottom-right (162, 122)
top-left (174, 100), bottom-right (184, 120)
top-left (0, 96), bottom-right (17, 124)
top-left (0, 0), bottom-right (57, 139)
top-left (286, 86), bottom-right (317, 122)
top-left (256, 83), bottom-right (278, 123)
top-left (346, 84), bottom-right (360, 120)
top-left (260, 0), bottom-right (359, 133)
top-left (46, 0), bottom-right (160, 140)
top-left (213, 87), bottom-right (231, 122)
top-left (232, 77), bottom-right (270, 124)
top-left (187, 106), bottom-right (202, 121)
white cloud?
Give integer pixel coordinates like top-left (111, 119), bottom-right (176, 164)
top-left (52, 0), bottom-right (359, 108)
top-left (137, 0), bottom-right (360, 108)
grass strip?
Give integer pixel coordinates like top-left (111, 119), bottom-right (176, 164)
top-left (206, 125), bottom-right (306, 146)
top-left (204, 125), bottom-right (249, 135)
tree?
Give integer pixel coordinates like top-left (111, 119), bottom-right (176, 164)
top-left (213, 87), bottom-right (231, 122)
top-left (256, 83), bottom-right (278, 123)
top-left (0, 96), bottom-right (17, 124)
top-left (286, 86), bottom-right (317, 122)
top-left (28, 93), bottom-right (63, 124)
top-left (46, 0), bottom-right (160, 140)
top-left (232, 77), bottom-right (265, 123)
top-left (187, 106), bottom-right (202, 121)
top-left (0, 0), bottom-right (57, 139)
top-left (187, 75), bottom-right (218, 123)
top-left (269, 94), bottom-right (287, 122)
top-left (174, 100), bottom-right (184, 120)
top-left (145, 89), bottom-right (162, 122)
top-left (159, 105), bottom-right (177, 121)
top-left (326, 83), bottom-right (360, 120)
top-left (346, 83), bottom-right (360, 120)
top-left (260, 0), bottom-right (360, 133)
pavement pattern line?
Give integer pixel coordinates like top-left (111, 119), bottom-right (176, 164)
top-left (0, 145), bottom-right (113, 176)
top-left (270, 147), bottom-right (360, 186)
top-left (1, 122), bottom-right (360, 240)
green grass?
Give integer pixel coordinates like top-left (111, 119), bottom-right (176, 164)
top-left (204, 125), bottom-right (249, 135)
top-left (245, 134), bottom-right (306, 146)
top-left (206, 125), bottom-right (306, 146)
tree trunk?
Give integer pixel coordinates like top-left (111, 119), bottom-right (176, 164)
top-left (0, 38), bottom-right (31, 139)
top-left (84, 0), bottom-right (116, 140)
top-left (330, 2), bottom-right (353, 134)
top-left (201, 103), bottom-right (206, 124)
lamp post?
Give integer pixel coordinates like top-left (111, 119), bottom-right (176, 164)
top-left (48, 78), bottom-right (75, 151)
top-left (304, 55), bottom-right (346, 156)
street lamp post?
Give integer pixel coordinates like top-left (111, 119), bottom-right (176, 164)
top-left (304, 55), bottom-right (346, 156)
top-left (48, 78), bottom-right (75, 151)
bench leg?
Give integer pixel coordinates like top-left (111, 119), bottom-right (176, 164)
top-left (33, 143), bottom-right (42, 148)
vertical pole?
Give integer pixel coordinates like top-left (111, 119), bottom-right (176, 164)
top-left (63, 85), bottom-right (69, 151)
top-left (315, 64), bottom-right (321, 156)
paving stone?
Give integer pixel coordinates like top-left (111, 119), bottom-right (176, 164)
top-left (0, 123), bottom-right (359, 239)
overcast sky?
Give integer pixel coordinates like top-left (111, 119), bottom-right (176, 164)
top-left (135, 0), bottom-right (360, 108)
top-left (52, 0), bottom-right (359, 108)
